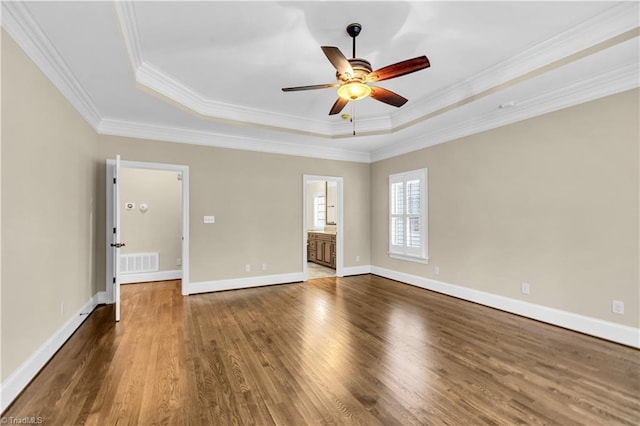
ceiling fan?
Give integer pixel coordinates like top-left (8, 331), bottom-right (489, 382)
top-left (282, 23), bottom-right (430, 116)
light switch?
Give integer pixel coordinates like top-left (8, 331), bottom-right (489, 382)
top-left (203, 216), bottom-right (215, 224)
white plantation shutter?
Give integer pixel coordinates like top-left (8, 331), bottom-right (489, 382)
top-left (313, 194), bottom-right (326, 229)
top-left (389, 169), bottom-right (428, 262)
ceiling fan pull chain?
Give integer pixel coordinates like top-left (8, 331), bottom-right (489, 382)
top-left (352, 103), bottom-right (356, 136)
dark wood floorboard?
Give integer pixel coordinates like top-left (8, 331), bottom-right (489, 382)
top-left (4, 275), bottom-right (639, 425)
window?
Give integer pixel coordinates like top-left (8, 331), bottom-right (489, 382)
top-left (389, 168), bottom-right (428, 263)
top-left (313, 193), bottom-right (326, 229)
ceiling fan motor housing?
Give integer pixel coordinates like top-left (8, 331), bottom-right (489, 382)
top-left (337, 58), bottom-right (372, 83)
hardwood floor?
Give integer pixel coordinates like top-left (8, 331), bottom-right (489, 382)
top-left (4, 275), bottom-right (639, 425)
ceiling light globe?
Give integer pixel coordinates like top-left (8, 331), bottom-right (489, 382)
top-left (337, 82), bottom-right (371, 101)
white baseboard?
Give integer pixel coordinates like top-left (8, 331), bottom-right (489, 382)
top-left (341, 265), bottom-right (372, 276)
top-left (0, 291), bottom-right (105, 412)
top-left (371, 266), bottom-right (640, 349)
top-left (188, 272), bottom-right (304, 295)
top-left (120, 269), bottom-right (181, 284)
top-left (95, 291), bottom-right (108, 305)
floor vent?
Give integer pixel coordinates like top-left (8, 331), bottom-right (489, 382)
top-left (120, 252), bottom-right (159, 274)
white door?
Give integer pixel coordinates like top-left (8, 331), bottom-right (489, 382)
top-left (111, 155), bottom-right (124, 321)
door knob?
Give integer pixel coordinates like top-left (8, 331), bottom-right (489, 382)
top-left (110, 242), bottom-right (126, 248)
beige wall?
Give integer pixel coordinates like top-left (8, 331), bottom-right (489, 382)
top-left (371, 89), bottom-right (639, 327)
top-left (1, 32), bottom-right (99, 381)
top-left (120, 168), bottom-right (182, 272)
top-left (97, 137), bottom-right (371, 283)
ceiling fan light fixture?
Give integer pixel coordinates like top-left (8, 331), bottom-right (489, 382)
top-left (337, 82), bottom-right (371, 101)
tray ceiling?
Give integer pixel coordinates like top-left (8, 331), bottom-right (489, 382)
top-left (2, 1), bottom-right (638, 162)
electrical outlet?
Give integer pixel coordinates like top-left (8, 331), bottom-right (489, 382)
top-left (356, 255), bottom-right (360, 262)
top-left (434, 266), bottom-right (440, 275)
top-left (521, 282), bottom-right (530, 295)
top-left (61, 301), bottom-right (65, 316)
top-left (176, 258), bottom-right (182, 266)
top-left (612, 300), bottom-right (624, 315)
top-left (262, 263), bottom-right (267, 271)
top-left (245, 264), bottom-right (251, 273)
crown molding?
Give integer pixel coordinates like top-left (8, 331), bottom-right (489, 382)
top-left (4, 1), bottom-right (637, 165)
top-left (97, 118), bottom-right (371, 163)
top-left (391, 2), bottom-right (640, 129)
top-left (114, 1), bottom-right (337, 136)
top-left (135, 62), bottom-right (335, 136)
top-left (371, 61), bottom-right (640, 162)
top-left (115, 2), bottom-right (638, 139)
top-left (113, 0), bottom-right (143, 71)
top-left (1, 1), bottom-right (102, 128)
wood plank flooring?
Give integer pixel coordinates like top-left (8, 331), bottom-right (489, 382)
top-left (4, 275), bottom-right (639, 425)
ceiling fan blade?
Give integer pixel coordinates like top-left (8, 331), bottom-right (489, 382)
top-left (321, 46), bottom-right (354, 78)
top-left (370, 86), bottom-right (408, 107)
top-left (329, 98), bottom-right (349, 115)
top-left (366, 56), bottom-right (430, 83)
top-left (282, 83), bottom-right (338, 92)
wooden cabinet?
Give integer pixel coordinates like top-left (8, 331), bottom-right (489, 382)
top-left (307, 232), bottom-right (336, 269)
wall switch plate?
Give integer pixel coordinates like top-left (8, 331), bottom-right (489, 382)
top-left (176, 258), bottom-right (182, 267)
top-left (434, 266), bottom-right (440, 275)
top-left (612, 300), bottom-right (624, 315)
top-left (245, 264), bottom-right (251, 272)
top-left (521, 282), bottom-right (530, 295)
top-left (203, 216), bottom-right (215, 224)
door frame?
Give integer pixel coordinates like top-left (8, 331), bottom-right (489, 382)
top-left (106, 159), bottom-right (190, 301)
top-left (302, 175), bottom-right (344, 280)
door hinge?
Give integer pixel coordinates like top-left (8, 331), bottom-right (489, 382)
top-left (113, 277), bottom-right (116, 284)
top-left (113, 227), bottom-right (116, 234)
top-left (113, 177), bottom-right (117, 184)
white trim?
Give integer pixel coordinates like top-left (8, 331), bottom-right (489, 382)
top-left (388, 253), bottom-right (429, 264)
top-left (4, 0), bottom-right (637, 163)
top-left (390, 3), bottom-right (640, 130)
top-left (113, 5), bottom-right (335, 136)
top-left (136, 62), bottom-right (334, 136)
top-left (371, 60), bottom-right (640, 162)
top-left (112, 1), bottom-right (638, 139)
top-left (188, 273), bottom-right (304, 295)
top-left (97, 118), bottom-right (371, 163)
top-left (0, 291), bottom-right (106, 412)
top-left (105, 163), bottom-right (115, 303)
top-left (371, 266), bottom-right (640, 349)
top-left (120, 270), bottom-right (182, 284)
top-left (302, 176), bottom-right (345, 281)
top-left (341, 265), bottom-right (372, 276)
top-left (95, 291), bottom-right (108, 305)
top-left (1, 1), bottom-right (101, 129)
top-left (113, 1), bottom-right (143, 71)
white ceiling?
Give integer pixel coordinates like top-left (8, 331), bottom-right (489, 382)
top-left (3, 1), bottom-right (639, 162)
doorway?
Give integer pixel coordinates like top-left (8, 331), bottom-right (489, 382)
top-left (118, 168), bottom-right (183, 284)
top-left (302, 175), bottom-right (343, 281)
top-left (106, 159), bottom-right (190, 320)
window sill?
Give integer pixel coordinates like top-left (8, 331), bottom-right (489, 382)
top-left (388, 253), bottom-right (429, 264)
